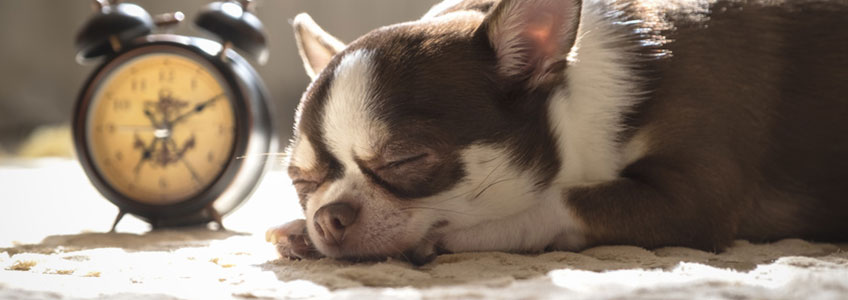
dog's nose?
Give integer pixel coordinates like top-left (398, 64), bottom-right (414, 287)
top-left (313, 202), bottom-right (358, 245)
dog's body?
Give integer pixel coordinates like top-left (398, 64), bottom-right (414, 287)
top-left (268, 0), bottom-right (848, 264)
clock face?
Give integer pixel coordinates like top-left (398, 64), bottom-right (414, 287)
top-left (86, 53), bottom-right (237, 205)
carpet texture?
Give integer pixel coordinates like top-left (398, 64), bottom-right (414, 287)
top-left (1, 160), bottom-right (847, 299)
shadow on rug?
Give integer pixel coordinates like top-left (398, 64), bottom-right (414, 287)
top-left (2, 229), bottom-right (847, 299)
top-left (258, 238), bottom-right (848, 289)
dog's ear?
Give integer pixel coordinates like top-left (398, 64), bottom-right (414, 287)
top-left (292, 13), bottom-right (346, 80)
top-left (479, 0), bottom-right (581, 88)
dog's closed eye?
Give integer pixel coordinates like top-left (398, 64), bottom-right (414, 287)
top-left (355, 149), bottom-right (446, 198)
top-left (289, 166), bottom-right (326, 196)
top-left (293, 179), bottom-right (319, 194)
top-left (378, 153), bottom-right (429, 170)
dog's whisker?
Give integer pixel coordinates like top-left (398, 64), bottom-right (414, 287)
top-left (401, 206), bottom-right (482, 217)
top-left (471, 154), bottom-right (511, 194)
top-left (471, 177), bottom-right (521, 201)
top-left (235, 152), bottom-right (290, 160)
top-left (389, 242), bottom-right (412, 263)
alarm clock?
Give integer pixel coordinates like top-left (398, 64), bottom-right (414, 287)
top-left (72, 0), bottom-right (276, 230)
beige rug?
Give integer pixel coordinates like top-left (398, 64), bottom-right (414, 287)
top-left (2, 159), bottom-right (847, 299)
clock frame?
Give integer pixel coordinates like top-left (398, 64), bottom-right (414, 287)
top-left (73, 1), bottom-right (275, 229)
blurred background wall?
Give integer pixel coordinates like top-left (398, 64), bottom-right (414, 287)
top-left (0, 0), bottom-right (440, 155)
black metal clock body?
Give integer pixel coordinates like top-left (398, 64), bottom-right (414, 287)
top-left (73, 1), bottom-right (274, 228)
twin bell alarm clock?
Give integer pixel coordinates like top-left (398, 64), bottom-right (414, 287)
top-left (73, 0), bottom-right (276, 230)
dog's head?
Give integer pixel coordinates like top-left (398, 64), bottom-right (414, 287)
top-left (285, 0), bottom-right (581, 262)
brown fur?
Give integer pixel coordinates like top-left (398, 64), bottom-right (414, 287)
top-left (569, 0), bottom-right (848, 250)
top-left (284, 0), bottom-right (848, 261)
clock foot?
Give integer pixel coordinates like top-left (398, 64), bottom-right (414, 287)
top-left (110, 210), bottom-right (127, 232)
top-left (206, 204), bottom-right (225, 231)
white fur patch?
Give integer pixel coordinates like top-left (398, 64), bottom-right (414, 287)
top-left (313, 49), bottom-right (385, 219)
top-left (288, 135), bottom-right (317, 170)
top-left (622, 130), bottom-right (651, 167)
top-left (322, 49), bottom-right (384, 169)
top-left (440, 188), bottom-right (586, 252)
top-left (549, 1), bottom-right (644, 187)
top-left (305, 49), bottom-right (409, 255)
top-left (422, 0), bottom-right (464, 19)
top-left (421, 144), bottom-right (586, 252)
top-left (308, 48), bottom-right (383, 219)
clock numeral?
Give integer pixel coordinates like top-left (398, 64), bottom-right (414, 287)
top-left (107, 123), bottom-right (116, 134)
top-left (207, 151), bottom-right (214, 163)
top-left (159, 68), bottom-right (175, 83)
top-left (191, 78), bottom-right (198, 91)
top-left (115, 151), bottom-right (123, 162)
top-left (131, 78), bottom-right (147, 92)
top-left (159, 177), bottom-right (168, 189)
top-left (113, 99), bottom-right (131, 112)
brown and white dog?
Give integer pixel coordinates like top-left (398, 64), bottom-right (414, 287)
top-left (267, 0), bottom-right (848, 265)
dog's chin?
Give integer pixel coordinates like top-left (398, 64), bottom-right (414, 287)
top-left (310, 226), bottom-right (445, 266)
top-left (318, 242), bottom-right (443, 266)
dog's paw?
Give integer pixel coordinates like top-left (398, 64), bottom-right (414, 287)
top-left (404, 246), bottom-right (437, 266)
top-left (266, 219), bottom-right (323, 260)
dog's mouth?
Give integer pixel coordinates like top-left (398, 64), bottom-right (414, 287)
top-left (306, 217), bottom-right (452, 266)
top-left (347, 231), bottom-right (450, 266)
top-left (329, 243), bottom-right (449, 266)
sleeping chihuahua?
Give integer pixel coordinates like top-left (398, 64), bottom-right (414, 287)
top-left (267, 0), bottom-right (848, 265)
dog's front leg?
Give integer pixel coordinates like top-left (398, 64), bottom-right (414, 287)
top-left (564, 156), bottom-right (745, 251)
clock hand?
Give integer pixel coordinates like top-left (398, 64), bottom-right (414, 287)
top-left (169, 93), bottom-right (225, 125)
top-left (165, 135), bottom-right (203, 186)
top-left (117, 125), bottom-right (158, 132)
top-left (133, 134), bottom-right (159, 174)
top-left (142, 102), bottom-right (161, 127)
